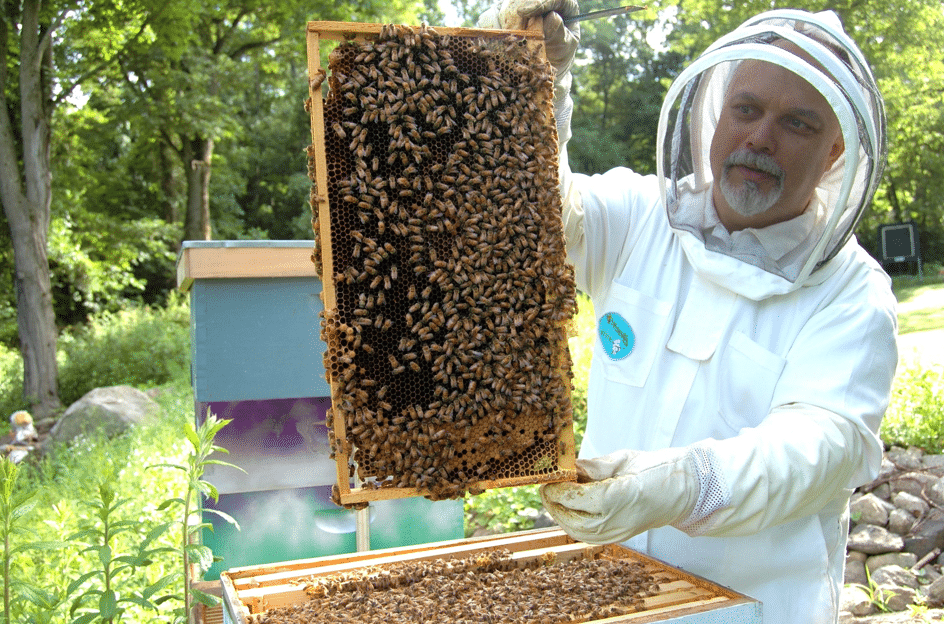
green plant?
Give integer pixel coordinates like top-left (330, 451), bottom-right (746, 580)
top-left (849, 567), bottom-right (895, 613)
top-left (907, 599), bottom-right (931, 622)
top-left (151, 410), bottom-right (242, 623)
top-left (881, 361), bottom-right (944, 454)
top-left (465, 485), bottom-right (544, 537)
top-left (57, 296), bottom-right (190, 408)
top-left (0, 458), bottom-right (64, 624)
top-left (67, 477), bottom-right (175, 623)
top-left (0, 345), bottom-right (25, 417)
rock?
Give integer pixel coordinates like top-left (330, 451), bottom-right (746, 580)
top-left (840, 584), bottom-right (875, 617)
top-left (931, 476), bottom-right (944, 507)
top-left (891, 491), bottom-right (929, 517)
top-left (923, 454), bottom-right (944, 471)
top-left (851, 493), bottom-right (892, 527)
top-left (50, 386), bottom-right (160, 446)
top-left (890, 472), bottom-right (939, 499)
top-left (887, 509), bottom-right (916, 535)
top-left (846, 551), bottom-right (868, 585)
top-left (872, 482), bottom-right (892, 501)
top-left (878, 582), bottom-right (917, 612)
top-left (927, 575), bottom-right (944, 607)
top-left (904, 515), bottom-right (944, 560)
top-left (886, 446), bottom-right (925, 471)
top-left (877, 456), bottom-right (897, 480)
top-left (849, 524), bottom-right (905, 555)
top-left (871, 565), bottom-right (920, 590)
top-left (866, 553), bottom-right (917, 574)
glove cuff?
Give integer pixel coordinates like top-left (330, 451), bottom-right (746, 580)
top-left (674, 445), bottom-right (731, 535)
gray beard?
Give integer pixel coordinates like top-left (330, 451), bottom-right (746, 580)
top-left (720, 150), bottom-right (784, 218)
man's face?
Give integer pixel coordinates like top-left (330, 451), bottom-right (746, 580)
top-left (709, 49), bottom-right (845, 231)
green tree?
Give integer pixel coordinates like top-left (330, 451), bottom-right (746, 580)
top-left (1, 0), bottom-right (157, 417)
top-left (108, 0), bottom-right (434, 244)
top-left (570, 9), bottom-right (685, 175)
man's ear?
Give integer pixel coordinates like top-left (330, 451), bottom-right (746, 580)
top-left (826, 135), bottom-right (845, 171)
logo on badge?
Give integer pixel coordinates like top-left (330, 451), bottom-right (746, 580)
top-left (598, 312), bottom-right (635, 361)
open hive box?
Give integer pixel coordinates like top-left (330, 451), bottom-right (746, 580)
top-left (306, 20), bottom-right (578, 507)
top-left (220, 527), bottom-right (762, 623)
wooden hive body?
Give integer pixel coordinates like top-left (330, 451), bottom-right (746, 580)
top-left (220, 528), bottom-right (762, 623)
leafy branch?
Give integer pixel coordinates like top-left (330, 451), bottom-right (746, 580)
top-left (152, 409), bottom-right (243, 623)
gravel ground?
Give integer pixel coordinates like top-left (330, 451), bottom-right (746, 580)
top-left (844, 610), bottom-right (944, 623)
top-left (848, 287), bottom-right (944, 623)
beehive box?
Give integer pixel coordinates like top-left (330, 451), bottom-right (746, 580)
top-left (306, 20), bottom-right (578, 507)
top-left (219, 527), bottom-right (762, 623)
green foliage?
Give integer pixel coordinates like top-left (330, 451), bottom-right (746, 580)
top-left (151, 410), bottom-right (243, 622)
top-left (1, 459), bottom-right (39, 624)
top-left (848, 566), bottom-right (895, 613)
top-left (0, 347), bottom-right (24, 422)
top-left (56, 296), bottom-right (190, 409)
top-left (48, 210), bottom-right (179, 326)
top-left (570, 7), bottom-right (683, 176)
top-left (0, 284), bottom-right (190, 418)
top-left (67, 479), bottom-right (175, 623)
top-left (882, 362), bottom-right (944, 455)
top-left (0, 381), bottom-right (243, 623)
top-left (465, 485), bottom-right (543, 536)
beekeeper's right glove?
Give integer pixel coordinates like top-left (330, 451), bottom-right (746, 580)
top-left (539, 447), bottom-right (701, 545)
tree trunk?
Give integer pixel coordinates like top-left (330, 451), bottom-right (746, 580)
top-left (0, 0), bottom-right (62, 418)
top-left (183, 135), bottom-right (214, 241)
top-left (886, 177), bottom-right (902, 222)
top-left (160, 142), bottom-right (180, 226)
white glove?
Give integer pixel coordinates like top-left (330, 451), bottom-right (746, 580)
top-left (539, 448), bottom-right (700, 545)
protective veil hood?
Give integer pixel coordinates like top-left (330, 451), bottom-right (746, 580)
top-left (656, 10), bottom-right (886, 298)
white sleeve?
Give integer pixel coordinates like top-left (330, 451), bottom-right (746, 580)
top-left (679, 282), bottom-right (898, 537)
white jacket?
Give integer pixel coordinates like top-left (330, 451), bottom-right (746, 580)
top-left (565, 165), bottom-right (898, 623)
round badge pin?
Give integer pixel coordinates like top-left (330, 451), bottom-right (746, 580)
top-left (598, 312), bottom-right (635, 361)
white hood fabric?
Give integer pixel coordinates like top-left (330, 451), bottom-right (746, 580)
top-left (657, 10), bottom-right (886, 296)
top-left (560, 10), bottom-right (897, 624)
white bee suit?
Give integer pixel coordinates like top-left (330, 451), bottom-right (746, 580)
top-left (557, 11), bottom-right (897, 624)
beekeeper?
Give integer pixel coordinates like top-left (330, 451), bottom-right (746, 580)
top-left (479, 4), bottom-right (896, 622)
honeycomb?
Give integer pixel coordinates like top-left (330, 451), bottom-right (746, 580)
top-left (246, 549), bottom-right (659, 623)
top-left (309, 23), bottom-right (577, 505)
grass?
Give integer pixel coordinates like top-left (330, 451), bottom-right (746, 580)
top-left (893, 271), bottom-right (944, 336)
top-left (1, 381), bottom-right (193, 623)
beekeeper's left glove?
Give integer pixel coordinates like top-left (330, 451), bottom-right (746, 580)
top-left (539, 447), bottom-right (701, 545)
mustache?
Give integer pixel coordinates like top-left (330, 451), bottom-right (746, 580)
top-left (723, 149), bottom-right (784, 185)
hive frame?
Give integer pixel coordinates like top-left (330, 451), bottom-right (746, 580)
top-left (220, 528), bottom-right (762, 623)
top-left (307, 20), bottom-right (577, 506)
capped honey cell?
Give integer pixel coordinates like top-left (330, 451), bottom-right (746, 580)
top-left (308, 22), bottom-right (577, 506)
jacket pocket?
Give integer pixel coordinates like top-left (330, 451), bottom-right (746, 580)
top-left (718, 331), bottom-right (786, 431)
top-left (595, 283), bottom-right (673, 388)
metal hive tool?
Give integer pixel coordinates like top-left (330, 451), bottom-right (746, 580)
top-left (306, 20), bottom-right (578, 507)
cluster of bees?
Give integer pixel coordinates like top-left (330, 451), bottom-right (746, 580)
top-left (312, 24), bottom-right (577, 502)
top-left (247, 549), bottom-right (660, 623)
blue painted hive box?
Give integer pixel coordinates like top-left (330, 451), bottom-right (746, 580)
top-left (177, 240), bottom-right (463, 582)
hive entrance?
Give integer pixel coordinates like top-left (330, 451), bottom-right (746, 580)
top-left (307, 21), bottom-right (577, 506)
